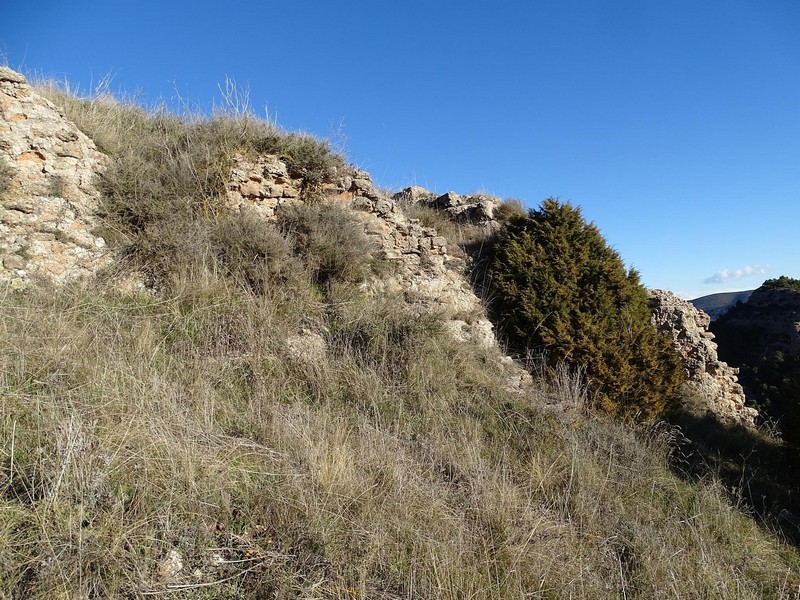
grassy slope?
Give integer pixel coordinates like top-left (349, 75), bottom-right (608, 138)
top-left (0, 84), bottom-right (798, 599)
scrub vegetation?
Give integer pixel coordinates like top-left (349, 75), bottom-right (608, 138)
top-left (0, 82), bottom-right (798, 598)
top-left (484, 200), bottom-right (685, 421)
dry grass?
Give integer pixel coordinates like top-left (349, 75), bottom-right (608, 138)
top-left (0, 82), bottom-right (798, 598)
top-left (2, 279), bottom-right (798, 598)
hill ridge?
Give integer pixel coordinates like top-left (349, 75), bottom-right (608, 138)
top-left (1, 66), bottom-right (797, 598)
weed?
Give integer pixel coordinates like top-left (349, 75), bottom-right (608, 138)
top-left (495, 197), bottom-right (526, 221)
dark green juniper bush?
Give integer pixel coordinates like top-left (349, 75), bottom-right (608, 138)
top-left (486, 199), bottom-right (685, 420)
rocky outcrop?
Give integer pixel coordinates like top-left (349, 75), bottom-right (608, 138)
top-left (0, 67), bottom-right (110, 287)
top-left (393, 186), bottom-right (502, 226)
top-left (648, 289), bottom-right (758, 427)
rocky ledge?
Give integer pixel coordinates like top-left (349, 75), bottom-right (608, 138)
top-left (648, 289), bottom-right (759, 427)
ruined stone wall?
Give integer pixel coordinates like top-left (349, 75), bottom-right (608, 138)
top-left (224, 154), bottom-right (531, 390)
top-left (225, 154), bottom-right (499, 350)
top-left (393, 185), bottom-right (503, 226)
top-left (0, 67), bottom-right (110, 287)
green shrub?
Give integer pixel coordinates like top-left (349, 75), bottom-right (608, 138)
top-left (278, 203), bottom-right (376, 292)
top-left (763, 275), bottom-right (800, 293)
top-left (486, 199), bottom-right (684, 420)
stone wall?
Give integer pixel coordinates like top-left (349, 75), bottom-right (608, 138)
top-left (648, 289), bottom-right (759, 427)
top-left (223, 153), bottom-right (531, 390)
top-left (0, 67), bottom-right (110, 287)
top-left (224, 154), bottom-right (498, 350)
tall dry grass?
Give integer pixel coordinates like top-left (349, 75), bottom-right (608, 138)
top-left (0, 81), bottom-right (798, 598)
top-left (2, 279), bottom-right (798, 598)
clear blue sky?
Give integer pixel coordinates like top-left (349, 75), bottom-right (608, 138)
top-left (3, 0), bottom-right (799, 298)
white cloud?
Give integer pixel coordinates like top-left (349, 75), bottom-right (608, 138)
top-left (703, 264), bottom-right (772, 284)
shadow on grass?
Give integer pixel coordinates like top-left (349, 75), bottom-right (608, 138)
top-left (670, 409), bottom-right (800, 546)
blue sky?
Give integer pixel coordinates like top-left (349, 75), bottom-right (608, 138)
top-left (3, 0), bottom-right (799, 298)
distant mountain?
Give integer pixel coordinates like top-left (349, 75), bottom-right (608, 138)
top-left (690, 290), bottom-right (754, 320)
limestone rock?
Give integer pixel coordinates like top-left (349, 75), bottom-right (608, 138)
top-left (156, 549), bottom-right (184, 582)
top-left (648, 289), bottom-right (758, 427)
top-left (286, 328), bottom-right (328, 364)
top-left (393, 185), bottom-right (435, 204)
top-left (393, 186), bottom-right (502, 226)
top-left (226, 154), bottom-right (303, 218)
top-left (0, 67), bottom-right (110, 287)
top-left (435, 191), bottom-right (463, 209)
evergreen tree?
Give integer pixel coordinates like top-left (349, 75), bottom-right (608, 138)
top-left (487, 199), bottom-right (684, 420)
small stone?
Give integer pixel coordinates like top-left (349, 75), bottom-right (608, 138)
top-left (286, 330), bottom-right (327, 363)
top-left (54, 142), bottom-right (82, 159)
top-left (375, 199), bottom-right (393, 215)
top-left (157, 549), bottom-right (184, 582)
top-left (352, 178), bottom-right (373, 191)
top-left (0, 67), bottom-right (27, 84)
top-left (393, 186), bottom-right (434, 204)
top-left (282, 185), bottom-right (300, 198)
top-left (261, 184), bottom-right (280, 198)
top-left (2, 255), bottom-right (27, 270)
top-left (239, 180), bottom-right (264, 198)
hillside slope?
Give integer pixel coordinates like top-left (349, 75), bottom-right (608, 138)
top-left (1, 67), bottom-right (799, 599)
top-left (712, 279), bottom-right (800, 429)
top-left (690, 290), bottom-right (754, 320)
